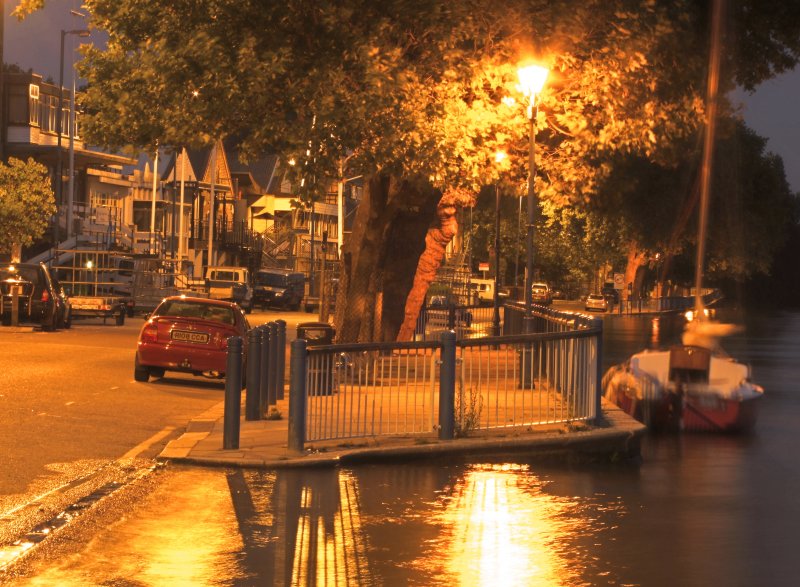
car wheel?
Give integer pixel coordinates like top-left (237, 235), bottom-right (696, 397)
top-left (42, 307), bottom-right (57, 332)
top-left (150, 367), bottom-right (165, 378)
top-left (134, 356), bottom-right (150, 382)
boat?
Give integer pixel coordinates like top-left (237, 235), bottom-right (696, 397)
top-left (603, 320), bottom-right (764, 432)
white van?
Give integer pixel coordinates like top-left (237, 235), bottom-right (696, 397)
top-left (204, 266), bottom-right (253, 312)
top-left (468, 278), bottom-right (495, 305)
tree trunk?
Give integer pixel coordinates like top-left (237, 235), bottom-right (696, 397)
top-left (623, 241), bottom-right (647, 302)
top-left (334, 174), bottom-right (437, 343)
top-left (396, 193), bottom-right (462, 342)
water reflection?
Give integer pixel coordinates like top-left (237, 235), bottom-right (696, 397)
top-left (424, 463), bottom-right (593, 586)
top-left (229, 463), bottom-right (626, 586)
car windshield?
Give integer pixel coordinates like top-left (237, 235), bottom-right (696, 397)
top-left (156, 300), bottom-right (235, 325)
top-left (255, 272), bottom-right (288, 287)
top-left (14, 266), bottom-right (41, 284)
top-left (589, 294), bottom-right (604, 300)
top-left (209, 270), bottom-right (239, 282)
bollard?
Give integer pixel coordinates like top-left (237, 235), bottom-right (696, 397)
top-left (259, 325), bottom-right (271, 413)
top-left (288, 338), bottom-right (308, 452)
top-left (223, 336), bottom-right (243, 449)
top-left (245, 329), bottom-right (262, 421)
top-left (268, 321), bottom-right (279, 406)
top-left (275, 319), bottom-right (287, 400)
top-left (438, 330), bottom-right (456, 440)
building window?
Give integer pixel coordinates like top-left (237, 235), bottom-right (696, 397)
top-left (41, 95), bottom-right (58, 133)
top-left (61, 100), bottom-right (70, 136)
top-left (28, 84), bottom-right (40, 126)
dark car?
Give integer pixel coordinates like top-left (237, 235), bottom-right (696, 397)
top-left (253, 269), bottom-right (305, 310)
top-left (134, 296), bottom-right (250, 383)
top-left (0, 262), bottom-right (65, 330)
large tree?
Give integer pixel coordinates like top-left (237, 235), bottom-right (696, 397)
top-left (16, 0), bottom-right (800, 339)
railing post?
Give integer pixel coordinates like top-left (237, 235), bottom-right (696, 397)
top-left (268, 321), bottom-right (279, 406)
top-left (447, 302), bottom-right (456, 330)
top-left (288, 338), bottom-right (308, 452)
top-left (223, 336), bottom-right (243, 449)
top-left (591, 316), bottom-right (604, 423)
top-left (275, 319), bottom-right (287, 400)
top-left (245, 328), bottom-right (262, 420)
top-left (521, 315), bottom-right (535, 388)
top-left (438, 330), bottom-right (456, 440)
top-left (259, 325), bottom-right (271, 412)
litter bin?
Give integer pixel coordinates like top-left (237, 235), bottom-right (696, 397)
top-left (297, 322), bottom-right (336, 395)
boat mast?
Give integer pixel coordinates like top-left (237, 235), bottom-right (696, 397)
top-left (694, 0), bottom-right (725, 316)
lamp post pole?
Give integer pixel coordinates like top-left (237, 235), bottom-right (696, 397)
top-left (517, 63), bottom-right (548, 328)
top-left (524, 108), bottom-right (536, 321)
top-left (56, 28), bottom-right (90, 246)
top-left (492, 182), bottom-right (501, 336)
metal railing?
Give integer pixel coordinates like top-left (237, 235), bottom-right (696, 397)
top-left (285, 307), bottom-right (602, 450)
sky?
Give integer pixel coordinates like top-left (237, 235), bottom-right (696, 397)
top-left (3, 0), bottom-right (800, 193)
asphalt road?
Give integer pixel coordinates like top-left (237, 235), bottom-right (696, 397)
top-left (0, 309), bottom-right (313, 541)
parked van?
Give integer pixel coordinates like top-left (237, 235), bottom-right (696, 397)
top-left (204, 266), bottom-right (253, 313)
top-left (253, 269), bottom-right (305, 310)
top-left (467, 278), bottom-right (495, 305)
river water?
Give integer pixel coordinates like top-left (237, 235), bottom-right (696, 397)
top-left (14, 310), bottom-right (799, 587)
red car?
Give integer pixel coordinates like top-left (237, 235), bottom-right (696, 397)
top-left (134, 296), bottom-right (250, 383)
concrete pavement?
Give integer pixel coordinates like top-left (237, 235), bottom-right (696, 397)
top-left (158, 397), bottom-right (646, 469)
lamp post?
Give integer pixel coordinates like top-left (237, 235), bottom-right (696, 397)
top-left (517, 64), bottom-right (548, 323)
top-left (492, 150), bottom-right (507, 337)
top-left (57, 28), bottom-right (90, 244)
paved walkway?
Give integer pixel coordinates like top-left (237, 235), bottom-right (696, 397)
top-left (158, 398), bottom-right (645, 469)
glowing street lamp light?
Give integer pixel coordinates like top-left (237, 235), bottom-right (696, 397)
top-left (517, 63), bottom-right (548, 320)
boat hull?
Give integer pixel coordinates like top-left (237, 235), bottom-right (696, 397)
top-left (603, 349), bottom-right (763, 433)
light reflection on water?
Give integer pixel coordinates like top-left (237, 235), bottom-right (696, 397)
top-left (414, 463), bottom-right (622, 587)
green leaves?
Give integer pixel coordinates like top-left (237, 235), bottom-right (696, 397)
top-left (0, 158), bottom-right (56, 254)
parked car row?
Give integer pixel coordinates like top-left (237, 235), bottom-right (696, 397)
top-left (1, 262), bottom-right (71, 330)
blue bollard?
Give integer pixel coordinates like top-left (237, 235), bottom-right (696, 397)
top-left (259, 325), bottom-right (271, 413)
top-left (288, 338), bottom-right (308, 452)
top-left (223, 336), bottom-right (243, 449)
top-left (438, 330), bottom-right (456, 440)
top-left (275, 319), bottom-right (287, 400)
top-left (245, 329), bottom-right (262, 421)
top-left (268, 321), bottom-right (279, 406)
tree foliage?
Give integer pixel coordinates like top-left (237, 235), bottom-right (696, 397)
top-left (15, 0), bottom-right (800, 327)
top-left (0, 157), bottom-right (56, 256)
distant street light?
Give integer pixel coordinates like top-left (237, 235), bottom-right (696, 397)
top-left (517, 63), bottom-right (548, 321)
top-left (57, 27), bottom-right (90, 242)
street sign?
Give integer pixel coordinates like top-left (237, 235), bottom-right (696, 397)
top-left (613, 273), bottom-right (625, 290)
top-left (479, 262), bottom-right (490, 272)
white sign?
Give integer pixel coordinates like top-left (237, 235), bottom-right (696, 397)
top-left (613, 273), bottom-right (625, 290)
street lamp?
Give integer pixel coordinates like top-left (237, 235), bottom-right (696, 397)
top-left (57, 27), bottom-right (90, 243)
top-left (517, 64), bottom-right (548, 322)
top-left (492, 150), bottom-right (508, 337)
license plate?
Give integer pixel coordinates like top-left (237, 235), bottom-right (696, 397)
top-left (171, 329), bottom-right (210, 344)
